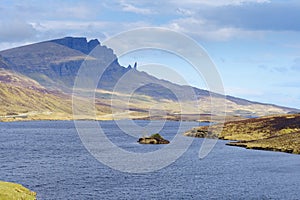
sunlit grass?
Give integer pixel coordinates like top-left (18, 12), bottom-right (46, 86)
top-left (0, 181), bottom-right (36, 200)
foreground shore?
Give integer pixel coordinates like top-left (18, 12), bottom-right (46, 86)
top-left (185, 114), bottom-right (300, 154)
top-left (0, 181), bottom-right (36, 200)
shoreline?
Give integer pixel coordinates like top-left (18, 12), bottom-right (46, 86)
top-left (0, 181), bottom-right (36, 200)
top-left (2, 114), bottom-right (299, 155)
top-left (0, 112), bottom-right (245, 123)
top-left (226, 142), bottom-right (298, 154)
top-left (184, 114), bottom-right (300, 155)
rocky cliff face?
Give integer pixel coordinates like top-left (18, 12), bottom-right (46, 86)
top-left (0, 37), bottom-right (122, 89)
top-left (50, 37), bottom-right (100, 54)
top-left (0, 37), bottom-right (195, 99)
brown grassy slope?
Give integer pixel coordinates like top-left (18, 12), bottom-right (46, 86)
top-left (0, 67), bottom-right (298, 122)
top-left (0, 69), bottom-right (72, 117)
top-left (184, 114), bottom-right (300, 154)
top-left (0, 83), bottom-right (72, 114)
top-left (219, 114), bottom-right (300, 141)
top-left (227, 131), bottom-right (300, 154)
top-left (0, 69), bottom-right (175, 121)
top-left (0, 69), bottom-right (164, 121)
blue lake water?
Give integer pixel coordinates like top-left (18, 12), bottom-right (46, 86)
top-left (0, 120), bottom-right (299, 199)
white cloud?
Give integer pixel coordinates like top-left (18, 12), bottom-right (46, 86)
top-left (0, 0), bottom-right (284, 49)
top-left (176, 8), bottom-right (194, 16)
top-left (170, 0), bottom-right (270, 7)
top-left (30, 20), bottom-right (151, 42)
top-left (114, 0), bottom-right (270, 10)
top-left (0, 20), bottom-right (37, 42)
top-left (34, 20), bottom-right (109, 32)
top-left (55, 4), bottom-right (93, 19)
top-left (120, 1), bottom-right (153, 14)
top-left (166, 17), bottom-right (264, 41)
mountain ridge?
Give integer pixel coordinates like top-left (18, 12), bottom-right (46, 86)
top-left (50, 36), bottom-right (100, 54)
top-left (0, 36), bottom-right (298, 121)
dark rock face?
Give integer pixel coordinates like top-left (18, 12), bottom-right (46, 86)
top-left (133, 62), bottom-right (137, 70)
top-left (49, 60), bottom-right (84, 77)
top-left (0, 37), bottom-right (123, 89)
top-left (88, 39), bottom-right (101, 53)
top-left (0, 55), bottom-right (8, 69)
top-left (50, 37), bottom-right (100, 54)
top-left (0, 36), bottom-right (217, 101)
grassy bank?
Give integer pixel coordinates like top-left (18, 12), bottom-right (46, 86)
top-left (184, 114), bottom-right (300, 154)
top-left (0, 181), bottom-right (36, 200)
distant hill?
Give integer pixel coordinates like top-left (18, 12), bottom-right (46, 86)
top-left (0, 37), bottom-right (298, 121)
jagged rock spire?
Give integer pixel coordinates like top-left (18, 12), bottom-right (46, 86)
top-left (133, 62), bottom-right (137, 70)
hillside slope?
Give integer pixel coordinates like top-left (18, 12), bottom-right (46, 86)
top-left (0, 69), bottom-right (72, 120)
top-left (185, 114), bottom-right (300, 154)
top-left (0, 37), bottom-right (298, 120)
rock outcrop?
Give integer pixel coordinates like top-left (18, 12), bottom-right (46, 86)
top-left (138, 133), bottom-right (170, 144)
top-left (50, 37), bottom-right (100, 54)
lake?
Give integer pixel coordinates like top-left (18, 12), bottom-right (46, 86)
top-left (0, 120), bottom-right (299, 199)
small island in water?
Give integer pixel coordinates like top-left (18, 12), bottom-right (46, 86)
top-left (138, 133), bottom-right (170, 144)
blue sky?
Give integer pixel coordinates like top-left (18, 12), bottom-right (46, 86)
top-left (0, 0), bottom-right (300, 108)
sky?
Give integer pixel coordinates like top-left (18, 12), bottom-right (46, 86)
top-left (0, 0), bottom-right (300, 108)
